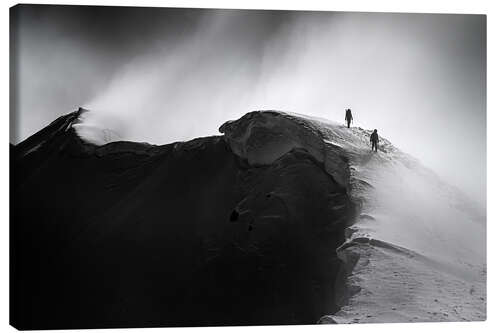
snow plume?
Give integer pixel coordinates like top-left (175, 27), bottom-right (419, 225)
top-left (81, 10), bottom-right (297, 144)
top-left (81, 10), bottom-right (426, 144)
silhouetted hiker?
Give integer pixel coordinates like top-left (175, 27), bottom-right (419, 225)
top-left (345, 109), bottom-right (353, 128)
top-left (370, 129), bottom-right (379, 152)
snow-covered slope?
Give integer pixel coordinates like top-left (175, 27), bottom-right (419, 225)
top-left (220, 111), bottom-right (486, 323)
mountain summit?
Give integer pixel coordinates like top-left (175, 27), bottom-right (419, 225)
top-left (11, 109), bottom-right (486, 329)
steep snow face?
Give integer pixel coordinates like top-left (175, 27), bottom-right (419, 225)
top-left (221, 111), bottom-right (486, 323)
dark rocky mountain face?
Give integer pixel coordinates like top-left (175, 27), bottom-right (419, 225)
top-left (11, 110), bottom-right (354, 329)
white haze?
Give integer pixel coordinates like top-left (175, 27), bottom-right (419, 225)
top-left (14, 10), bottom-right (486, 208)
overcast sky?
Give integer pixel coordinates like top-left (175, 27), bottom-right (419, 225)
top-left (10, 5), bottom-right (486, 207)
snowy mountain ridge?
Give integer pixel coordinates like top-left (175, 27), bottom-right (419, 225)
top-left (220, 110), bottom-right (486, 323)
top-left (13, 108), bottom-right (486, 327)
top-left (69, 108), bottom-right (486, 323)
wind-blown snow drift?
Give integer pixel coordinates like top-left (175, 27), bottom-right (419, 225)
top-left (220, 110), bottom-right (486, 323)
